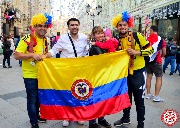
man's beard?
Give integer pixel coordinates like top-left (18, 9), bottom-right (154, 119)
top-left (119, 31), bottom-right (127, 36)
top-left (36, 31), bottom-right (47, 38)
top-left (70, 29), bottom-right (79, 35)
top-left (71, 32), bottom-right (78, 35)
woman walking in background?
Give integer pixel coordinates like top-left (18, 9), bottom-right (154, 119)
top-left (2, 35), bottom-right (12, 68)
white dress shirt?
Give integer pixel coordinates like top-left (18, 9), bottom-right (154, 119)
top-left (49, 33), bottom-right (89, 58)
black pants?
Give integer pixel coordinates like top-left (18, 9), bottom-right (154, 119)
top-left (123, 69), bottom-right (146, 122)
top-left (3, 53), bottom-right (11, 66)
top-left (89, 117), bottom-right (104, 124)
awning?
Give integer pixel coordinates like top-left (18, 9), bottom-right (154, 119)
top-left (148, 1), bottom-right (180, 19)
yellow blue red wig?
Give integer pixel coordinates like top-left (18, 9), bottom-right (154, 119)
top-left (111, 11), bottom-right (134, 28)
top-left (31, 13), bottom-right (52, 28)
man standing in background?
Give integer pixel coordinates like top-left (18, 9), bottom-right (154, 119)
top-left (52, 32), bottom-right (61, 58)
top-left (145, 25), bottom-right (166, 102)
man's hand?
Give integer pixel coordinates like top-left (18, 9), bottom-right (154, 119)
top-left (32, 54), bottom-right (43, 61)
top-left (44, 52), bottom-right (52, 58)
top-left (42, 54), bottom-right (47, 59)
top-left (127, 48), bottom-right (141, 56)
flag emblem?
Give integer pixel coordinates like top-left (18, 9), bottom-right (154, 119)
top-left (71, 79), bottom-right (93, 100)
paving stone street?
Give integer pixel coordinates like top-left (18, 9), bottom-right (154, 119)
top-left (0, 55), bottom-right (180, 128)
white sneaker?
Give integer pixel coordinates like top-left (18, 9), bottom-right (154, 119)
top-left (153, 96), bottom-right (164, 102)
top-left (62, 120), bottom-right (69, 127)
top-left (77, 121), bottom-right (85, 125)
top-left (146, 94), bottom-right (154, 99)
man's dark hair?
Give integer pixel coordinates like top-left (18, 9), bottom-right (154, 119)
top-left (57, 32), bottom-right (60, 36)
top-left (150, 25), bottom-right (158, 32)
top-left (168, 37), bottom-right (173, 41)
top-left (67, 18), bottom-right (80, 26)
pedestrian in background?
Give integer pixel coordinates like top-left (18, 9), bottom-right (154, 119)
top-left (2, 35), bottom-right (12, 68)
top-left (112, 11), bottom-right (154, 128)
top-left (0, 35), bottom-right (3, 49)
top-left (145, 25), bottom-right (166, 102)
top-left (14, 13), bottom-right (53, 128)
top-left (8, 35), bottom-right (14, 55)
top-left (163, 37), bottom-right (178, 75)
top-left (52, 32), bottom-right (61, 58)
top-left (175, 47), bottom-right (180, 76)
top-left (14, 35), bottom-right (22, 66)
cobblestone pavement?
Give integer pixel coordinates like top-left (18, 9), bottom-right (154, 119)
top-left (0, 55), bottom-right (180, 128)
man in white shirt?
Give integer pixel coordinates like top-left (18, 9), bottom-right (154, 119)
top-left (45, 18), bottom-right (88, 127)
top-left (46, 18), bottom-right (89, 58)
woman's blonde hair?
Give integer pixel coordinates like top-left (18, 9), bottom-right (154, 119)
top-left (90, 26), bottom-right (104, 41)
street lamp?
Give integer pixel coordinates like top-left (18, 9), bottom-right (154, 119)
top-left (86, 3), bottom-right (102, 28)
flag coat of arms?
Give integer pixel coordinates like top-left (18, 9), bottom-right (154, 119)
top-left (38, 50), bottom-right (131, 121)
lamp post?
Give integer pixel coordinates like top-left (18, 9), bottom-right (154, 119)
top-left (86, 3), bottom-right (102, 28)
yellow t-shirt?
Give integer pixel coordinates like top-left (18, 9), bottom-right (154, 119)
top-left (16, 34), bottom-right (45, 78)
top-left (119, 32), bottom-right (153, 71)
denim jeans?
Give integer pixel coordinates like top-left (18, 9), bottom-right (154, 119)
top-left (176, 63), bottom-right (180, 74)
top-left (163, 56), bottom-right (176, 73)
top-left (24, 78), bottom-right (39, 125)
top-left (89, 117), bottom-right (104, 124)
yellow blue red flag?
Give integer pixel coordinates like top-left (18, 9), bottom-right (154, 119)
top-left (38, 50), bottom-right (131, 121)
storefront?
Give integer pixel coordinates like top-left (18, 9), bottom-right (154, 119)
top-left (158, 18), bottom-right (179, 42)
top-left (149, 1), bottom-right (180, 45)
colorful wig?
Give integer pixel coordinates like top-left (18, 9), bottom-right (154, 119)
top-left (31, 13), bottom-right (52, 28)
top-left (111, 11), bottom-right (134, 28)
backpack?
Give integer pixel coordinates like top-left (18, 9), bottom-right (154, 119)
top-left (166, 42), bottom-right (178, 55)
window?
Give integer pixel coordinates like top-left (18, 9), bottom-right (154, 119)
top-left (158, 19), bottom-right (178, 41)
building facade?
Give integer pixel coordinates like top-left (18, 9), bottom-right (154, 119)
top-left (76, 0), bottom-right (180, 45)
top-left (77, 0), bottom-right (94, 34)
top-left (130, 0), bottom-right (180, 45)
top-left (0, 0), bottom-right (51, 37)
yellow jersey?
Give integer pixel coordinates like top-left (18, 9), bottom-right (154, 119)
top-left (15, 34), bottom-right (48, 78)
top-left (118, 32), bottom-right (154, 71)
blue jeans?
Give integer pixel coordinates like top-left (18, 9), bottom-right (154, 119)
top-left (89, 117), bottom-right (104, 124)
top-left (176, 63), bottom-right (180, 74)
top-left (19, 60), bottom-right (22, 66)
top-left (24, 78), bottom-right (39, 125)
top-left (56, 53), bottom-right (60, 58)
top-left (163, 56), bottom-right (176, 74)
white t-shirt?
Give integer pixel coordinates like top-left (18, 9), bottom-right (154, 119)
top-left (9, 38), bottom-right (14, 51)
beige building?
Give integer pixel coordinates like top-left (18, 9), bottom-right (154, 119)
top-left (51, 15), bottom-right (69, 36)
top-left (51, 0), bottom-right (85, 35)
top-left (129, 0), bottom-right (180, 45)
top-left (77, 0), bottom-right (94, 34)
top-left (77, 0), bottom-right (180, 44)
top-left (1, 0), bottom-right (51, 37)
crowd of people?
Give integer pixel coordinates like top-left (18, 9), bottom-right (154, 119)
top-left (0, 11), bottom-right (179, 128)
